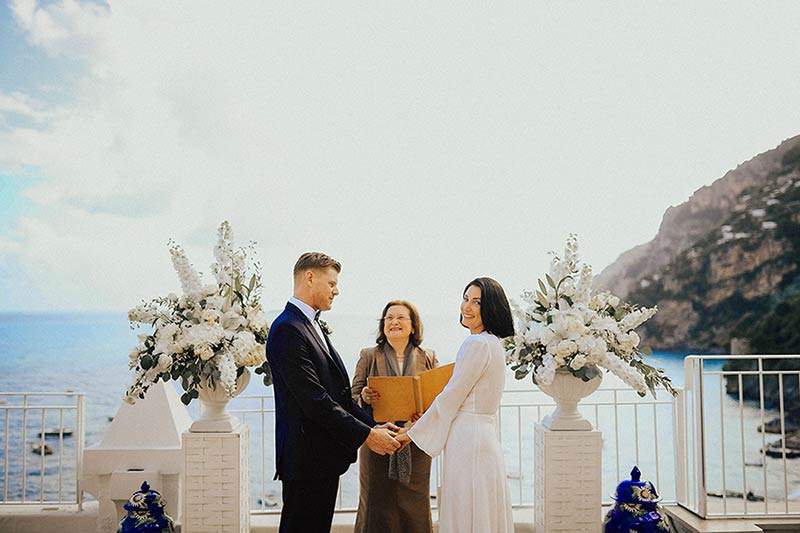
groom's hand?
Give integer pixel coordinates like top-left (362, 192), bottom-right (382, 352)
top-left (376, 422), bottom-right (400, 432)
top-left (365, 426), bottom-right (400, 455)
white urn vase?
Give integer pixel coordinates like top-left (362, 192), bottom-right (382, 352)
top-left (537, 368), bottom-right (602, 431)
top-left (190, 368), bottom-right (251, 433)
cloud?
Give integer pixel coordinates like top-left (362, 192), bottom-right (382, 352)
top-left (2, 2), bottom-right (800, 313)
top-left (0, 91), bottom-right (52, 123)
top-left (0, 235), bottom-right (22, 255)
top-left (10, 0), bottom-right (110, 59)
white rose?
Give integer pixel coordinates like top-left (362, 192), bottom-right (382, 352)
top-left (555, 340), bottom-right (576, 358)
top-left (153, 342), bottom-right (171, 357)
top-left (156, 354), bottom-right (172, 372)
top-left (570, 354), bottom-right (587, 370)
top-left (576, 335), bottom-right (593, 354)
top-left (588, 338), bottom-right (607, 360)
top-left (608, 295), bottom-right (621, 308)
top-left (157, 323), bottom-right (179, 342)
top-left (202, 309), bottom-right (220, 323)
top-left (195, 344), bottom-right (214, 361)
top-left (248, 310), bottom-right (268, 332)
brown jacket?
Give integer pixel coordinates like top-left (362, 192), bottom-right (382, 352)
top-left (351, 345), bottom-right (438, 410)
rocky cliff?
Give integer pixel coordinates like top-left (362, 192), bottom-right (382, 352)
top-left (595, 135), bottom-right (800, 352)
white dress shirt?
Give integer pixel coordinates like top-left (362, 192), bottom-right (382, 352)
top-left (288, 297), bottom-right (328, 349)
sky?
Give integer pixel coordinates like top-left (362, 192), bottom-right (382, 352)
top-left (1, 1), bottom-right (800, 318)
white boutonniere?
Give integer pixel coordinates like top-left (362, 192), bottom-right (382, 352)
top-left (318, 319), bottom-right (333, 336)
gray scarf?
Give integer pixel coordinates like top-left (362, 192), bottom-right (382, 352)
top-left (383, 344), bottom-right (415, 484)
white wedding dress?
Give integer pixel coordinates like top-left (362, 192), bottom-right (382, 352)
top-left (407, 332), bottom-right (514, 532)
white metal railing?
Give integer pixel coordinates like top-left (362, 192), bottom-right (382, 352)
top-left (680, 355), bottom-right (800, 519)
top-left (230, 384), bottom-right (681, 514)
top-left (0, 392), bottom-right (85, 507)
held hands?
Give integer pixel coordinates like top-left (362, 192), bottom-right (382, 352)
top-left (361, 386), bottom-right (380, 405)
top-left (394, 413), bottom-right (420, 452)
top-left (378, 422), bottom-right (400, 432)
top-left (365, 424), bottom-right (401, 455)
top-left (395, 429), bottom-right (412, 451)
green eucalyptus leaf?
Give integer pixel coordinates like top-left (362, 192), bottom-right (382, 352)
top-left (140, 354), bottom-right (154, 370)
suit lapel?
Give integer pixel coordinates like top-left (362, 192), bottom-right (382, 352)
top-left (375, 348), bottom-right (389, 377)
top-left (286, 303), bottom-right (347, 381)
top-left (322, 330), bottom-right (348, 379)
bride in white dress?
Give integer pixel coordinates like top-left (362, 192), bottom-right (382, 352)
top-left (397, 277), bottom-right (515, 532)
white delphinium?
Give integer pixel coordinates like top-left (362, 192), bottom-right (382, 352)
top-left (602, 352), bottom-right (647, 394)
top-left (212, 221), bottom-right (235, 286)
top-left (549, 256), bottom-right (571, 287)
top-left (574, 263), bottom-right (593, 304)
top-left (619, 307), bottom-right (657, 332)
top-left (169, 242), bottom-right (203, 300)
top-left (218, 353), bottom-right (238, 396)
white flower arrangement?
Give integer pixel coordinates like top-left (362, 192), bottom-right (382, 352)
top-left (504, 235), bottom-right (676, 398)
top-left (125, 221), bottom-right (271, 405)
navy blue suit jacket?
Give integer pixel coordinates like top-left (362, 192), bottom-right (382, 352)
top-left (266, 302), bottom-right (375, 480)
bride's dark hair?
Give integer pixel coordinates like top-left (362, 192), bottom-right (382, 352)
top-left (461, 277), bottom-right (515, 338)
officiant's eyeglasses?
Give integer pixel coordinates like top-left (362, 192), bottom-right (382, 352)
top-left (384, 315), bottom-right (411, 322)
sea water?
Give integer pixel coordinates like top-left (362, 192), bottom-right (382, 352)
top-left (0, 312), bottom-right (797, 509)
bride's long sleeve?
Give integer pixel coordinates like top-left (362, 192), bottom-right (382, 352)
top-left (406, 334), bottom-right (491, 457)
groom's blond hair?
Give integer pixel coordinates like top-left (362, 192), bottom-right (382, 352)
top-left (293, 252), bottom-right (341, 278)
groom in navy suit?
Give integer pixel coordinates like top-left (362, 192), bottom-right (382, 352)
top-left (266, 252), bottom-right (400, 532)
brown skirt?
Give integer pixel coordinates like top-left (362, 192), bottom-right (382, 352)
top-left (354, 443), bottom-right (433, 533)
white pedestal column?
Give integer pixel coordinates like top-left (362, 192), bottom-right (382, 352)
top-left (182, 424), bottom-right (250, 533)
top-left (534, 423), bottom-right (602, 532)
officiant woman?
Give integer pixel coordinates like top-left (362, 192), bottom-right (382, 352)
top-left (351, 300), bottom-right (439, 533)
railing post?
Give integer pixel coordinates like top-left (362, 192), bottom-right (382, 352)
top-left (685, 356), bottom-right (708, 517)
top-left (76, 394), bottom-right (85, 510)
top-left (673, 388), bottom-right (687, 506)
